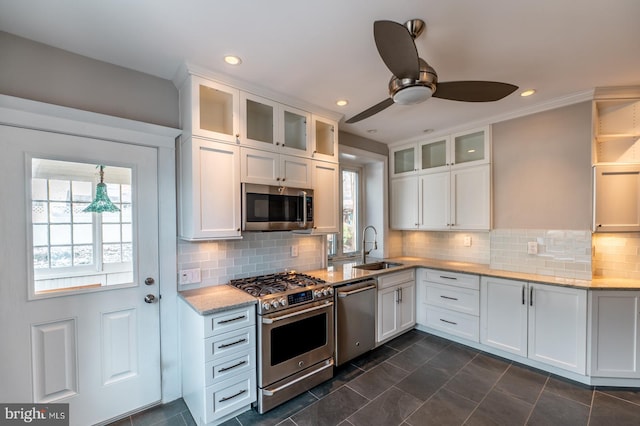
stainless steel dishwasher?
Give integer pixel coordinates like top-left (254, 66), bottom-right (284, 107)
top-left (335, 278), bottom-right (377, 365)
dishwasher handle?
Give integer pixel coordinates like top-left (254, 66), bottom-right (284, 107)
top-left (338, 284), bottom-right (376, 298)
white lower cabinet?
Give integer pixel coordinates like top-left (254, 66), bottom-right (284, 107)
top-left (180, 301), bottom-right (257, 425)
top-left (416, 268), bottom-right (480, 342)
top-left (377, 269), bottom-right (416, 343)
top-left (590, 291), bottom-right (640, 378)
top-left (480, 277), bottom-right (587, 374)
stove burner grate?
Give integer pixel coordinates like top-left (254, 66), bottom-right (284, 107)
top-left (230, 272), bottom-right (325, 296)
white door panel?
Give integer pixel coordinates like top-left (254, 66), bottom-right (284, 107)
top-left (0, 125), bottom-right (161, 426)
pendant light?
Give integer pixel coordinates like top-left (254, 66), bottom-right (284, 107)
top-left (83, 165), bottom-right (120, 213)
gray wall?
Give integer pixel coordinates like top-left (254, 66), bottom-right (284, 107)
top-left (492, 101), bottom-right (592, 229)
top-left (0, 32), bottom-right (178, 128)
top-left (339, 131), bottom-right (389, 157)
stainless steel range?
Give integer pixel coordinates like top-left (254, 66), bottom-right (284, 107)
top-left (230, 272), bottom-right (335, 414)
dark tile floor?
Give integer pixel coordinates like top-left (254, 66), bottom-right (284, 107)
top-left (110, 330), bottom-right (640, 426)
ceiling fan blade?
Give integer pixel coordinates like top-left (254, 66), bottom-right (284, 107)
top-left (374, 20), bottom-right (420, 80)
top-left (433, 81), bottom-right (519, 102)
top-left (345, 98), bottom-right (395, 124)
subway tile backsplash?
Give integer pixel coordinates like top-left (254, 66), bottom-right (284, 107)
top-left (178, 232), bottom-right (325, 289)
top-left (593, 233), bottom-right (640, 279)
top-left (177, 229), bottom-right (640, 287)
top-left (402, 231), bottom-right (491, 264)
top-left (490, 229), bottom-right (592, 280)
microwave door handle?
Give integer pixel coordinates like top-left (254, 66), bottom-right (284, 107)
top-left (301, 190), bottom-right (307, 228)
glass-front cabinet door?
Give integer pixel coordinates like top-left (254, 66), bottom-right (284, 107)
top-left (241, 92), bottom-right (278, 149)
top-left (311, 115), bottom-right (338, 163)
top-left (280, 105), bottom-right (311, 157)
top-left (419, 137), bottom-right (450, 173)
top-left (189, 75), bottom-right (240, 143)
top-left (391, 144), bottom-right (418, 176)
top-left (451, 126), bottom-right (490, 168)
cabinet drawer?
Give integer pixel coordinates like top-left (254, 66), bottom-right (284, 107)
top-left (204, 305), bottom-right (255, 338)
top-left (378, 269), bottom-right (415, 289)
top-left (425, 305), bottom-right (479, 342)
top-left (425, 282), bottom-right (479, 316)
top-left (205, 326), bottom-right (256, 362)
top-left (205, 349), bottom-right (256, 387)
top-left (205, 369), bottom-right (257, 423)
top-left (424, 269), bottom-right (479, 290)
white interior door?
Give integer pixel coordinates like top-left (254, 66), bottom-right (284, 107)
top-left (0, 125), bottom-right (161, 425)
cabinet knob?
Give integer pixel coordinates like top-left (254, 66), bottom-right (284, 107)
top-left (282, 178), bottom-right (286, 182)
top-left (276, 142), bottom-right (280, 146)
top-left (276, 177), bottom-right (281, 181)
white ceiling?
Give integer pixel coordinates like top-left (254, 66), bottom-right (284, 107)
top-left (1, 0), bottom-right (639, 144)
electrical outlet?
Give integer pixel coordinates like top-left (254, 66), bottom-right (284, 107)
top-left (179, 268), bottom-right (201, 284)
top-left (290, 245), bottom-right (299, 257)
top-left (463, 236), bottom-right (472, 247)
top-left (527, 241), bottom-right (538, 255)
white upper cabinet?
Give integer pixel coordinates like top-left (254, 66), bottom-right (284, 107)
top-left (311, 160), bottom-right (340, 233)
top-left (179, 137), bottom-right (241, 240)
top-left (593, 164), bottom-right (640, 232)
top-left (390, 126), bottom-right (491, 231)
top-left (240, 92), bottom-right (311, 157)
top-left (311, 115), bottom-right (339, 163)
top-left (240, 147), bottom-right (312, 188)
top-left (180, 75), bottom-right (240, 143)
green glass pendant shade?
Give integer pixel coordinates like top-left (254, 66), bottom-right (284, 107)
top-left (83, 165), bottom-right (120, 213)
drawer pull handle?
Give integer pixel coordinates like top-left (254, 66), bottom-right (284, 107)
top-left (218, 360), bottom-right (247, 373)
top-left (440, 276), bottom-right (458, 280)
top-left (218, 389), bottom-right (247, 403)
top-left (217, 315), bottom-right (247, 325)
top-left (440, 295), bottom-right (458, 301)
top-left (440, 318), bottom-right (458, 325)
top-left (218, 338), bottom-right (247, 349)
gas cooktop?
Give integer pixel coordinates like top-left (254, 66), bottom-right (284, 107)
top-left (230, 271), bottom-right (333, 314)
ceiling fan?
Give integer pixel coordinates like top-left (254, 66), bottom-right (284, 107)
top-left (345, 19), bottom-right (518, 124)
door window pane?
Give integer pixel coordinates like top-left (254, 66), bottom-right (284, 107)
top-left (30, 158), bottom-right (133, 294)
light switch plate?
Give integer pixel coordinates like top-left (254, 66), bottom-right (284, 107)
top-left (290, 245), bottom-right (299, 257)
top-left (527, 241), bottom-right (538, 255)
top-left (179, 268), bottom-right (201, 284)
top-left (463, 236), bottom-right (472, 247)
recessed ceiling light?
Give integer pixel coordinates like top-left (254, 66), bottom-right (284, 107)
top-left (520, 89), bottom-right (536, 97)
top-left (224, 55), bottom-right (242, 65)
top-left (336, 99), bottom-right (348, 107)
top-left (366, 129), bottom-right (377, 134)
top-left (423, 129), bottom-right (434, 134)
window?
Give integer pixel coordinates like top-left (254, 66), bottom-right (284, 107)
top-left (31, 159), bottom-right (133, 294)
top-left (328, 166), bottom-right (362, 258)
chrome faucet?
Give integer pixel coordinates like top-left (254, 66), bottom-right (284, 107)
top-left (362, 225), bottom-right (378, 264)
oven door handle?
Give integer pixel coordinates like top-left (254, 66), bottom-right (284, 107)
top-left (261, 302), bottom-right (332, 324)
top-left (262, 360), bottom-right (334, 396)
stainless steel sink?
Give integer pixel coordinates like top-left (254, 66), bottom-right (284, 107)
top-left (353, 261), bottom-right (403, 271)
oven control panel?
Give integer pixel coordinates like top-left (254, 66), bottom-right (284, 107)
top-left (259, 286), bottom-right (334, 314)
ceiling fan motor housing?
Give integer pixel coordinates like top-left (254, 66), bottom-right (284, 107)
top-left (390, 58), bottom-right (438, 105)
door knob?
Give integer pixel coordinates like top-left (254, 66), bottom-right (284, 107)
top-left (145, 277), bottom-right (155, 285)
top-left (144, 294), bottom-right (156, 304)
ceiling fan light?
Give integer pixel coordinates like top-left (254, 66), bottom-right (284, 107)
top-left (393, 85), bottom-right (433, 105)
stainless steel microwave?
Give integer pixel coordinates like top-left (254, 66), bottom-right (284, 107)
top-left (242, 183), bottom-right (314, 231)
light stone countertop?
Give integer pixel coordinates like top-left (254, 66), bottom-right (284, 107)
top-left (305, 256), bottom-right (640, 291)
top-left (179, 284), bottom-right (257, 316)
